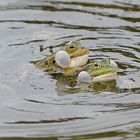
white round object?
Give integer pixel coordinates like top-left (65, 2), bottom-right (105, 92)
top-left (77, 71), bottom-right (91, 83)
top-left (55, 50), bottom-right (71, 68)
top-left (110, 60), bottom-right (118, 68)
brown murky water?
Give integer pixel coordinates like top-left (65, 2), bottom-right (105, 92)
top-left (0, 0), bottom-right (140, 139)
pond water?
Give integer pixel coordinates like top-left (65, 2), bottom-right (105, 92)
top-left (0, 0), bottom-right (140, 139)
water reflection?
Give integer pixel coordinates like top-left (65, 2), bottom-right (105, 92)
top-left (50, 73), bottom-right (117, 95)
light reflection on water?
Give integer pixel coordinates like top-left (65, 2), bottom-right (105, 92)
top-left (0, 0), bottom-right (140, 139)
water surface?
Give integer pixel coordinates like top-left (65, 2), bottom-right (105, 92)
top-left (0, 0), bottom-right (140, 139)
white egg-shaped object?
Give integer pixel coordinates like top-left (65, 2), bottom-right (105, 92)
top-left (77, 71), bottom-right (91, 83)
top-left (110, 60), bottom-right (118, 69)
top-left (55, 50), bottom-right (71, 68)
